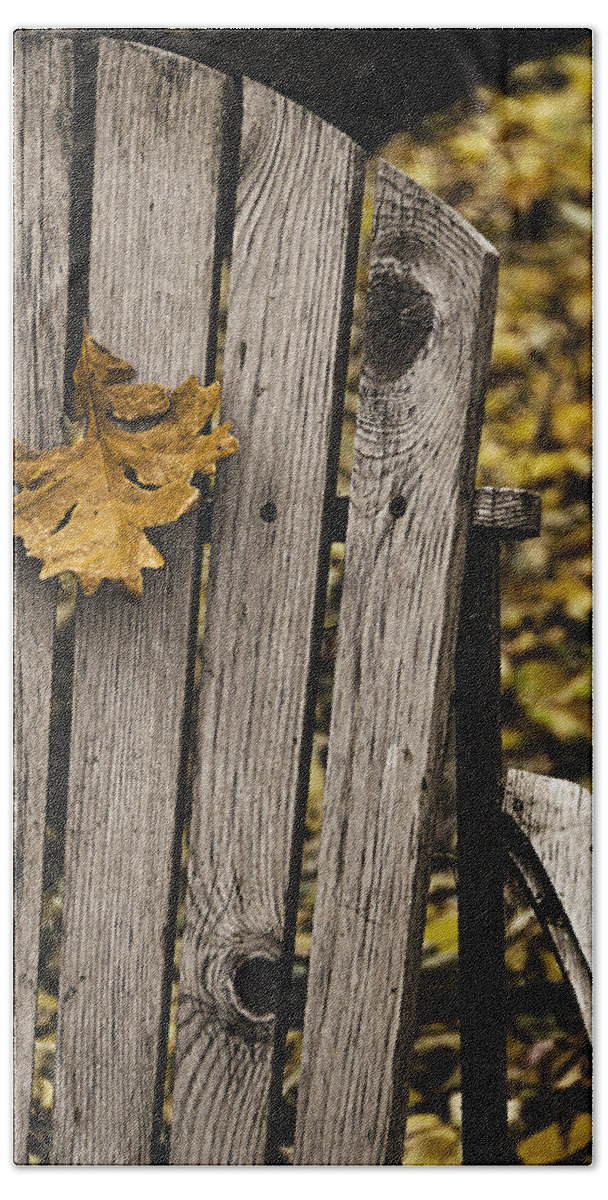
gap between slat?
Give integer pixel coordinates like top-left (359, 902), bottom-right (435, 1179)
top-left (28, 594), bottom-right (75, 1163)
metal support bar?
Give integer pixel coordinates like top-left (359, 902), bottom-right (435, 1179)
top-left (452, 494), bottom-right (540, 1164)
top-left (454, 530), bottom-right (513, 1164)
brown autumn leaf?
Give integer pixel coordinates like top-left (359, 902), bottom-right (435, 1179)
top-left (14, 326), bottom-right (238, 595)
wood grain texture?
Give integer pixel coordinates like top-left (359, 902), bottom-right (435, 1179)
top-left (294, 160), bottom-right (499, 1165)
top-left (504, 769), bottom-right (592, 1038)
top-left (472, 486), bottom-right (541, 539)
top-left (171, 79), bottom-right (365, 1165)
top-left (51, 40), bottom-right (232, 1164)
top-left (13, 31), bottom-right (74, 1164)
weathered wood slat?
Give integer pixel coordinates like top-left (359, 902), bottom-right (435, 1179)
top-left (13, 31), bottom-right (74, 1164)
top-left (294, 160), bottom-right (499, 1165)
top-left (503, 769), bottom-right (592, 1038)
top-left (51, 40), bottom-right (233, 1164)
top-left (171, 80), bottom-right (365, 1165)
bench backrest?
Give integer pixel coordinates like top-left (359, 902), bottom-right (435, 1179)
top-left (15, 32), bottom-right (500, 1165)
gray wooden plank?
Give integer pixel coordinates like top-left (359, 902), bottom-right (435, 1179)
top-left (51, 40), bottom-right (232, 1164)
top-left (294, 160), bottom-right (499, 1165)
top-left (171, 79), bottom-right (365, 1165)
top-left (13, 30), bottom-right (74, 1164)
top-left (504, 769), bottom-right (592, 1038)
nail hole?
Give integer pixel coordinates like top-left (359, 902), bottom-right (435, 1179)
top-left (233, 956), bottom-right (279, 1018)
top-left (389, 495), bottom-right (407, 520)
top-left (260, 501), bottom-right (277, 524)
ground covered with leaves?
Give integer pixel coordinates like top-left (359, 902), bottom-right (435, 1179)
top-left (28, 41), bottom-right (591, 1166)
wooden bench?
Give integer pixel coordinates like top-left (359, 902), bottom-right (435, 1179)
top-left (14, 31), bottom-right (591, 1166)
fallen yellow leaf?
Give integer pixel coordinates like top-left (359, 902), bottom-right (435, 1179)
top-left (14, 325), bottom-right (238, 596)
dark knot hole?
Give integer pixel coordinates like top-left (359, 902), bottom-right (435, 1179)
top-left (364, 264), bottom-right (435, 385)
top-left (389, 494), bottom-right (407, 520)
top-left (260, 500), bottom-right (277, 524)
top-left (233, 955), bottom-right (279, 1019)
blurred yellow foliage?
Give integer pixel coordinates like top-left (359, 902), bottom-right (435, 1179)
top-left (345, 42), bottom-right (592, 786)
top-left (402, 1113), bottom-right (462, 1165)
top-left (518, 1108), bottom-right (591, 1164)
top-left (519, 1121), bottom-right (565, 1164)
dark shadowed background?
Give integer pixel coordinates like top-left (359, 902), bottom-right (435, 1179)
top-left (67, 28), bottom-right (585, 147)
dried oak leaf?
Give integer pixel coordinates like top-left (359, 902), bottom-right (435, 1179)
top-left (14, 327), bottom-right (238, 596)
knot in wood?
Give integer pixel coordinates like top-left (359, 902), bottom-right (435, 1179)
top-left (388, 493), bottom-right (407, 520)
top-left (200, 930), bottom-right (282, 1042)
top-left (363, 258), bottom-right (434, 386)
top-left (260, 500), bottom-right (277, 524)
